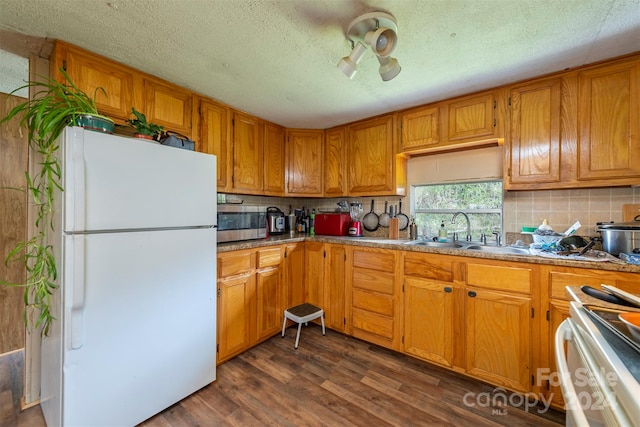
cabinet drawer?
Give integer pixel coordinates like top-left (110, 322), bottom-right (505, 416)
top-left (549, 272), bottom-right (604, 300)
top-left (352, 289), bottom-right (393, 316)
top-left (352, 250), bottom-right (395, 272)
top-left (352, 308), bottom-right (393, 339)
top-left (218, 251), bottom-right (256, 277)
top-left (257, 247), bottom-right (281, 268)
top-left (467, 263), bottom-right (531, 294)
top-left (403, 253), bottom-right (454, 282)
top-left (352, 269), bottom-right (394, 294)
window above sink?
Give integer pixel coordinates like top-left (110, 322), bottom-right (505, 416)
top-left (412, 181), bottom-right (503, 241)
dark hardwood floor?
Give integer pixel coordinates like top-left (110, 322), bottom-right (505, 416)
top-left (2, 327), bottom-right (565, 426)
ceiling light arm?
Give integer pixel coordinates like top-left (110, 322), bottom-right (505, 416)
top-left (337, 11), bottom-right (401, 81)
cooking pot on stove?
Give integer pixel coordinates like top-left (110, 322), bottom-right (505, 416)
top-left (596, 215), bottom-right (640, 256)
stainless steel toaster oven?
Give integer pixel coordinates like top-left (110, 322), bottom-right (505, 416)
top-left (217, 205), bottom-right (267, 243)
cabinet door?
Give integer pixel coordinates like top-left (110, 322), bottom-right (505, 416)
top-left (232, 111), bottom-right (263, 193)
top-left (144, 79), bottom-right (193, 137)
top-left (578, 60), bottom-right (640, 181)
top-left (61, 44), bottom-right (134, 121)
top-left (324, 126), bottom-right (347, 197)
top-left (217, 273), bottom-right (253, 363)
top-left (404, 277), bottom-right (454, 367)
top-left (304, 242), bottom-right (325, 309)
top-left (400, 106), bottom-right (439, 151)
top-left (447, 91), bottom-right (496, 142)
top-left (509, 78), bottom-right (562, 184)
top-left (348, 115), bottom-right (395, 195)
top-left (284, 243), bottom-right (305, 308)
top-left (547, 299), bottom-right (570, 410)
top-left (286, 129), bottom-right (324, 196)
top-left (325, 244), bottom-right (346, 332)
top-left (256, 266), bottom-right (282, 341)
top-left (199, 99), bottom-right (230, 190)
top-left (263, 122), bottom-right (286, 195)
top-left (466, 287), bottom-right (531, 393)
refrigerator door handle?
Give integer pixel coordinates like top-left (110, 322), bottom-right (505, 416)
top-left (66, 129), bottom-right (87, 231)
top-left (69, 236), bottom-right (86, 349)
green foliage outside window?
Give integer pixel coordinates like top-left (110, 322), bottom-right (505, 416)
top-left (413, 181), bottom-right (503, 241)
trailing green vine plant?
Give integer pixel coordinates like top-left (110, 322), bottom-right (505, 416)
top-left (0, 69), bottom-right (110, 336)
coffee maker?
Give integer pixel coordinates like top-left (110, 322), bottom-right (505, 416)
top-left (348, 202), bottom-right (363, 237)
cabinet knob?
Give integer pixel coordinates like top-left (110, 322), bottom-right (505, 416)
top-left (468, 291), bottom-right (477, 297)
top-left (444, 287), bottom-right (452, 293)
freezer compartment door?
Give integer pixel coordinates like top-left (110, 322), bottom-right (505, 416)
top-left (62, 127), bottom-right (216, 232)
top-left (62, 228), bottom-right (216, 426)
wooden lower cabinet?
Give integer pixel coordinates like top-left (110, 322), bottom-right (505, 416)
top-left (546, 298), bottom-right (570, 409)
top-left (217, 271), bottom-right (253, 363)
top-left (303, 242), bottom-right (347, 332)
top-left (283, 242), bottom-right (305, 308)
top-left (465, 287), bottom-right (532, 393)
top-left (305, 242), bottom-right (325, 308)
top-left (402, 252), bottom-right (462, 368)
top-left (540, 265), bottom-right (640, 409)
top-left (216, 241), bottom-right (640, 406)
top-left (324, 244), bottom-right (347, 332)
top-left (403, 253), bottom-right (535, 394)
top-left (217, 246), bottom-right (283, 364)
top-left (348, 247), bottom-right (402, 350)
top-left (255, 247), bottom-right (283, 342)
top-left (465, 261), bottom-right (535, 394)
top-left (404, 277), bottom-right (456, 367)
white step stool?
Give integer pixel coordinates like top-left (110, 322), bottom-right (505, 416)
top-left (281, 303), bottom-right (325, 349)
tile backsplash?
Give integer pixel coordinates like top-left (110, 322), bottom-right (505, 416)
top-left (223, 186), bottom-right (640, 239)
top-left (503, 187), bottom-right (640, 237)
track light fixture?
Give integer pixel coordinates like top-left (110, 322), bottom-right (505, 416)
top-left (337, 12), bottom-right (401, 81)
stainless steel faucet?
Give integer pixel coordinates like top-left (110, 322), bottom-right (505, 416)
top-left (492, 231), bottom-right (501, 246)
top-left (451, 211), bottom-right (472, 242)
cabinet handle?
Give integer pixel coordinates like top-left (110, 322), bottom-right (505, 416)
top-left (468, 291), bottom-right (477, 297)
top-left (444, 287), bottom-right (452, 293)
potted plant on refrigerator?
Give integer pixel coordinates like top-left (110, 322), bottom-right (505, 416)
top-left (0, 68), bottom-right (112, 336)
top-left (125, 107), bottom-right (164, 140)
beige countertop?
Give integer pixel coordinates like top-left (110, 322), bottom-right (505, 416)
top-left (218, 234), bottom-right (640, 274)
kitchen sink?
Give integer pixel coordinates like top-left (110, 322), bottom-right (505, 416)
top-left (464, 245), bottom-right (531, 255)
top-left (404, 241), bottom-right (464, 248)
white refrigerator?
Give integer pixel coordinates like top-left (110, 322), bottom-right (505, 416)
top-left (40, 127), bottom-right (217, 426)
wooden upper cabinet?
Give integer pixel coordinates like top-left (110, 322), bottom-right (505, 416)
top-left (285, 129), bottom-right (324, 196)
top-left (508, 78), bottom-right (562, 185)
top-left (324, 126), bottom-right (347, 197)
top-left (198, 99), bottom-right (230, 190)
top-left (400, 105), bottom-right (440, 152)
top-left (348, 114), bottom-right (406, 196)
top-left (53, 42), bottom-right (134, 122)
top-left (447, 91), bottom-right (497, 142)
top-left (577, 59), bottom-right (640, 181)
top-left (263, 122), bottom-right (286, 196)
top-left (143, 79), bottom-right (193, 137)
top-left (232, 111), bottom-right (263, 194)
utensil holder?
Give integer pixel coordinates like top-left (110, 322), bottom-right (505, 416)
top-left (389, 218), bottom-right (399, 239)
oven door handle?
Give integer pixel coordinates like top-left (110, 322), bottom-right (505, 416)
top-left (555, 319), bottom-right (590, 427)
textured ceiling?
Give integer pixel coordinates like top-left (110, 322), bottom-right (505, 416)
top-left (1, 0), bottom-right (639, 129)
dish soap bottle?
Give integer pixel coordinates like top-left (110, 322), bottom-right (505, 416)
top-left (409, 216), bottom-right (417, 240)
top-left (438, 221), bottom-right (447, 242)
